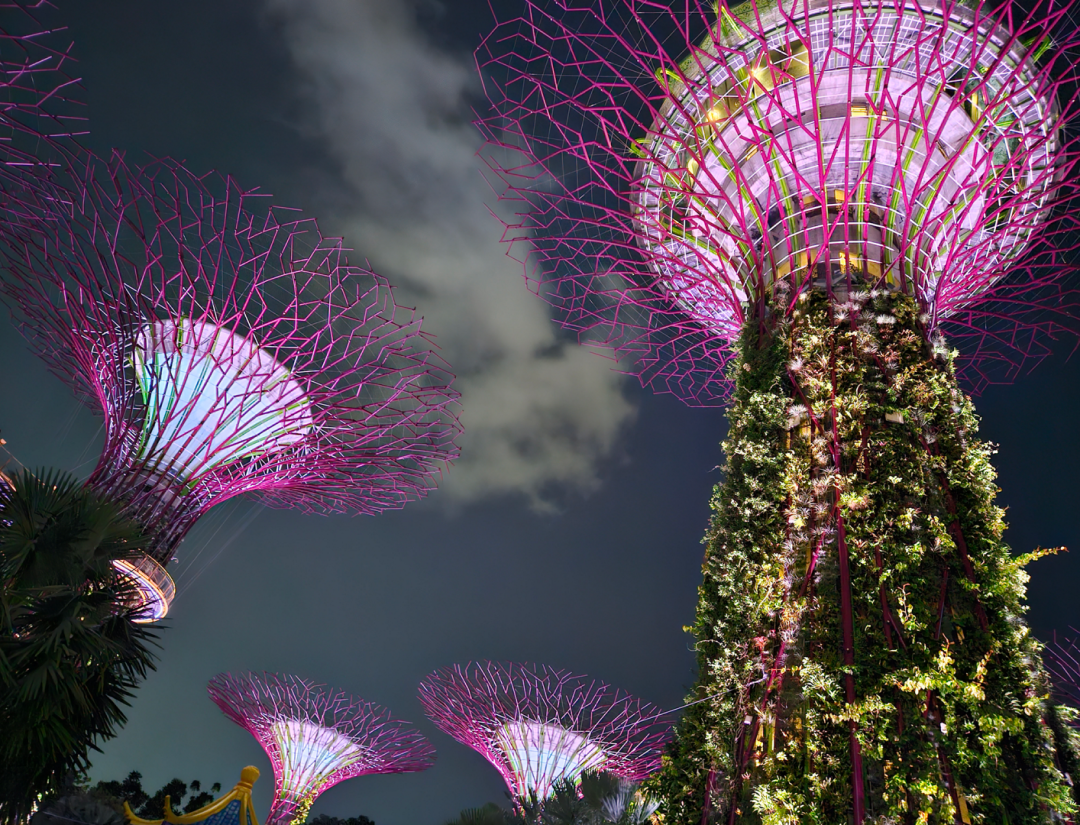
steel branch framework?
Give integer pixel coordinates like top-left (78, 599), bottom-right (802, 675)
top-left (0, 151), bottom-right (461, 619)
top-left (1044, 629), bottom-right (1080, 709)
top-left (207, 672), bottom-right (435, 825)
top-left (0, 2), bottom-right (83, 152)
top-left (418, 661), bottom-right (671, 801)
top-left (0, 1), bottom-right (84, 203)
top-left (477, 0), bottom-right (1080, 402)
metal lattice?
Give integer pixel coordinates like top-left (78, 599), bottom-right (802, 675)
top-left (208, 672), bottom-right (435, 825)
top-left (0, 151), bottom-right (462, 590)
top-left (418, 661), bottom-right (671, 801)
top-left (477, 0), bottom-right (1080, 403)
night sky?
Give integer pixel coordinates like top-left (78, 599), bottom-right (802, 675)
top-left (0, 2), bottom-right (1077, 824)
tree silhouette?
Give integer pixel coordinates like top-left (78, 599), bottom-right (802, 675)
top-left (0, 469), bottom-right (160, 823)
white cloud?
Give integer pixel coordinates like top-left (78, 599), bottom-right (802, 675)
top-left (264, 0), bottom-right (635, 507)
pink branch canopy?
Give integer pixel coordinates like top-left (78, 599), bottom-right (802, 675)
top-left (1044, 630), bottom-right (1080, 711)
top-left (0, 0), bottom-right (85, 179)
top-left (418, 661), bottom-right (671, 800)
top-left (476, 0), bottom-right (1080, 403)
top-left (208, 672), bottom-right (436, 825)
top-left (0, 150), bottom-right (461, 567)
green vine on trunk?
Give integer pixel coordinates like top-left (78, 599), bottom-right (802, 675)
top-left (652, 290), bottom-right (1077, 824)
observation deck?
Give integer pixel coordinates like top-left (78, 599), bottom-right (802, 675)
top-left (633, 0), bottom-right (1062, 338)
top-left (113, 552), bottom-right (176, 623)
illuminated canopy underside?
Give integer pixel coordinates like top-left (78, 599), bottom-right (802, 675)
top-left (495, 719), bottom-right (606, 799)
top-left (208, 672), bottom-right (436, 825)
top-left (132, 317), bottom-right (314, 485)
top-left (269, 718), bottom-right (367, 800)
top-left (113, 317), bottom-right (314, 621)
top-left (635, 0), bottom-right (1059, 338)
top-left (418, 662), bottom-right (671, 803)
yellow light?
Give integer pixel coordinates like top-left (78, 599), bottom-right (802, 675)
top-left (965, 95), bottom-right (983, 123)
top-left (785, 41), bottom-right (811, 78)
top-left (749, 54), bottom-right (776, 93)
top-left (654, 66), bottom-right (683, 91)
top-left (751, 69), bottom-right (774, 92)
top-left (958, 794), bottom-right (971, 824)
top-left (838, 250), bottom-right (861, 273)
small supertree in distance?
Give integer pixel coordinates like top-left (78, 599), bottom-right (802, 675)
top-left (478, 0), bottom-right (1080, 821)
top-left (0, 149), bottom-right (461, 621)
top-left (418, 661), bottom-right (671, 804)
top-left (207, 672), bottom-right (436, 825)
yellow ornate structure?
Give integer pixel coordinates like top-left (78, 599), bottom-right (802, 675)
top-left (125, 767), bottom-right (261, 825)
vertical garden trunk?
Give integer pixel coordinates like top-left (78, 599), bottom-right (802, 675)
top-left (655, 290), bottom-right (1079, 824)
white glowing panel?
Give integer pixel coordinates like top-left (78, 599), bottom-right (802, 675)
top-left (132, 318), bottom-right (314, 482)
top-left (270, 718), bottom-right (366, 795)
top-left (495, 719), bottom-right (606, 798)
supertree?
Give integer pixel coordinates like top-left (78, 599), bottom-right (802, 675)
top-left (418, 661), bottom-right (671, 802)
top-left (207, 672), bottom-right (436, 825)
top-left (477, 0), bottom-right (1080, 821)
top-left (0, 150), bottom-right (461, 621)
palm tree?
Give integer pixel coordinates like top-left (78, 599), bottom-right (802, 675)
top-left (0, 468), bottom-right (160, 824)
top-left (577, 773), bottom-right (659, 825)
top-left (445, 804), bottom-right (517, 825)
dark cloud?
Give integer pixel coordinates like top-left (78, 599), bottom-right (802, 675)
top-left (264, 0), bottom-right (636, 508)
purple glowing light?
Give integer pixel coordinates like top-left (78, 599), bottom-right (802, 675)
top-left (208, 672), bottom-right (436, 825)
top-left (477, 0), bottom-right (1080, 402)
top-left (1043, 630), bottom-right (1080, 710)
top-left (418, 661), bottom-right (671, 801)
top-left (0, 151), bottom-right (461, 619)
top-left (0, 1), bottom-right (84, 181)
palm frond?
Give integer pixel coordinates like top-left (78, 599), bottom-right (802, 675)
top-left (0, 467), bottom-right (161, 825)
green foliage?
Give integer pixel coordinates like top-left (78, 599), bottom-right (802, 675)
top-left (0, 469), bottom-right (160, 823)
top-left (33, 772), bottom-right (225, 825)
top-left (87, 770), bottom-right (150, 814)
top-left (445, 771), bottom-right (658, 825)
top-left (578, 772), bottom-right (660, 825)
top-left (124, 777), bottom-right (221, 818)
top-left (308, 815), bottom-right (376, 825)
top-left (445, 803), bottom-right (519, 825)
top-left (653, 292), bottom-right (1078, 823)
top-left (30, 790), bottom-right (126, 825)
